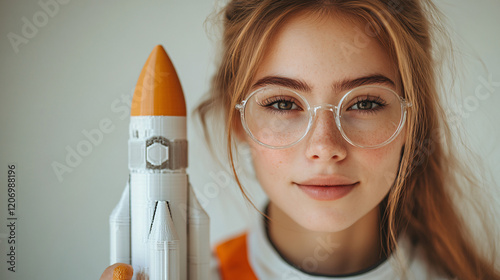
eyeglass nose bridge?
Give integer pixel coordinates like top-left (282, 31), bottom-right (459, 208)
top-left (310, 103), bottom-right (339, 121)
top-left (310, 103), bottom-right (342, 127)
top-left (311, 103), bottom-right (337, 114)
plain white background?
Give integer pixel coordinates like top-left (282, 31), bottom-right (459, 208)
top-left (0, 0), bottom-right (498, 279)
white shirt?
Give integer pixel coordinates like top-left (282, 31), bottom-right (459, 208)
top-left (211, 205), bottom-right (452, 280)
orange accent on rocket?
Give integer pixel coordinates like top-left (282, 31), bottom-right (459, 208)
top-left (131, 45), bottom-right (187, 117)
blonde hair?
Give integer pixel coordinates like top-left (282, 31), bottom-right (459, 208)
top-left (195, 0), bottom-right (499, 279)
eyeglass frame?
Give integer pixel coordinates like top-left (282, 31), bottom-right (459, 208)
top-left (235, 84), bottom-right (412, 149)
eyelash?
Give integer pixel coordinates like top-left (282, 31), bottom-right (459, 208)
top-left (348, 95), bottom-right (387, 113)
top-left (257, 96), bottom-right (302, 113)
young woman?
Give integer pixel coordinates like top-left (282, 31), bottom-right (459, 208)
top-left (101, 0), bottom-right (499, 279)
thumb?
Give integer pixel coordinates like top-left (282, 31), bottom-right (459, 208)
top-left (100, 263), bottom-right (133, 280)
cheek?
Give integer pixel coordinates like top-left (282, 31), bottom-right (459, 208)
top-left (249, 144), bottom-right (295, 188)
top-left (354, 140), bottom-right (403, 189)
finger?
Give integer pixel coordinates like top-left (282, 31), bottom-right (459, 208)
top-left (100, 263), bottom-right (133, 280)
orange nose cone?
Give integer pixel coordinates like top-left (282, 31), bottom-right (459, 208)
top-left (131, 45), bottom-right (186, 116)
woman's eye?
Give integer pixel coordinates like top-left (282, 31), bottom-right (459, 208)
top-left (273, 101), bottom-right (297, 110)
top-left (351, 100), bottom-right (379, 110)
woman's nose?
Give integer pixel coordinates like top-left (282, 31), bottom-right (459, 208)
top-left (304, 109), bottom-right (347, 161)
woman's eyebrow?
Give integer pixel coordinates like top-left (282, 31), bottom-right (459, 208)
top-left (251, 74), bottom-right (395, 93)
top-left (251, 76), bottom-right (311, 92)
top-left (333, 74), bottom-right (395, 92)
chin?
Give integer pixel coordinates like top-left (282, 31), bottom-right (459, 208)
top-left (294, 208), bottom-right (356, 233)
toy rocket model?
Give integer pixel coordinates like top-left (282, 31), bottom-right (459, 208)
top-left (109, 45), bottom-right (210, 280)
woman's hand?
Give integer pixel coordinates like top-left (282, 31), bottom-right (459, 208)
top-left (100, 263), bottom-right (133, 280)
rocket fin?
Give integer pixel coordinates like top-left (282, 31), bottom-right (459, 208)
top-left (149, 201), bottom-right (180, 280)
top-left (188, 184), bottom-right (210, 280)
top-left (110, 182), bottom-right (131, 265)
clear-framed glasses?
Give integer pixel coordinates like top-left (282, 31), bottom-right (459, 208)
top-left (235, 85), bottom-right (412, 149)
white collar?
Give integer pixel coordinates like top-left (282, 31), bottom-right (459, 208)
top-left (246, 203), bottom-right (418, 280)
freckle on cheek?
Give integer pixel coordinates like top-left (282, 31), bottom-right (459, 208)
top-left (272, 162), bottom-right (281, 170)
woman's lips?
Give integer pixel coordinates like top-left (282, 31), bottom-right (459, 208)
top-left (297, 176), bottom-right (357, 186)
top-left (294, 181), bottom-right (358, 201)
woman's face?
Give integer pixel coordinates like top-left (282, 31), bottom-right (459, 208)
top-left (243, 12), bottom-right (405, 232)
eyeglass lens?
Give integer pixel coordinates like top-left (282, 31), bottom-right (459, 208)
top-left (243, 86), bottom-right (404, 148)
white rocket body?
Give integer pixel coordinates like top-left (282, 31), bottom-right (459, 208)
top-left (129, 116), bottom-right (188, 280)
top-left (109, 45), bottom-right (210, 280)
